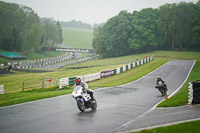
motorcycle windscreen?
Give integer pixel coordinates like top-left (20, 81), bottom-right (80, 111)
top-left (74, 86), bottom-right (82, 92)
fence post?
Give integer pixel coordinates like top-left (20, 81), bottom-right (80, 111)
top-left (22, 82), bottom-right (24, 92)
top-left (42, 79), bottom-right (45, 89)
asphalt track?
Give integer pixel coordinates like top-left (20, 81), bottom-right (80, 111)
top-left (0, 60), bottom-right (195, 133)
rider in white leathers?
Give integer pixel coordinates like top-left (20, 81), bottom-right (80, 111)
top-left (74, 78), bottom-right (95, 101)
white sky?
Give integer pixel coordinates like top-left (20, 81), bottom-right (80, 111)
top-left (1, 0), bottom-right (198, 25)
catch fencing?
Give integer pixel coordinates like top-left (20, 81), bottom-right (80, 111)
top-left (59, 56), bottom-right (154, 88)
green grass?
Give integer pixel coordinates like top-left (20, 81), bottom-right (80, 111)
top-left (0, 86), bottom-right (73, 107)
top-left (158, 61), bottom-right (200, 107)
top-left (0, 51), bottom-right (65, 64)
top-left (150, 51), bottom-right (200, 60)
top-left (132, 120), bottom-right (200, 133)
top-left (0, 52), bottom-right (156, 93)
top-left (0, 57), bottom-right (167, 107)
top-left (88, 58), bottom-right (167, 87)
top-left (1, 51), bottom-right (200, 107)
top-left (26, 51), bottom-right (65, 60)
top-left (62, 27), bottom-right (93, 49)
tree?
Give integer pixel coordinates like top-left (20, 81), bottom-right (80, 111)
top-left (191, 0), bottom-right (200, 51)
top-left (92, 11), bottom-right (132, 57)
top-left (56, 21), bottom-right (63, 44)
top-left (0, 1), bottom-right (62, 54)
top-left (42, 19), bottom-right (60, 46)
top-left (128, 8), bottom-right (159, 52)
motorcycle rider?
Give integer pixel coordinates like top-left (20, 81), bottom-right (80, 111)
top-left (156, 76), bottom-right (168, 91)
top-left (74, 77), bottom-right (95, 101)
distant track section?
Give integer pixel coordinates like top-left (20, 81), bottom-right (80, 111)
top-left (42, 47), bottom-right (95, 53)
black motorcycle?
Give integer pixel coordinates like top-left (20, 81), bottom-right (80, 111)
top-left (155, 82), bottom-right (168, 96)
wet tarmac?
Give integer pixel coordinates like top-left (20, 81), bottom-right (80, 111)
top-left (0, 60), bottom-right (195, 133)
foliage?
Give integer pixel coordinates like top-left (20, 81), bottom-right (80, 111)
top-left (0, 1), bottom-right (62, 55)
top-left (129, 8), bottom-right (159, 52)
top-left (93, 1), bottom-right (200, 57)
top-left (93, 11), bottom-right (133, 57)
top-left (60, 20), bottom-right (92, 30)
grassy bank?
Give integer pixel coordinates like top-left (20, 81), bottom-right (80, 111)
top-left (62, 27), bottom-right (93, 49)
top-left (0, 58), bottom-right (167, 107)
top-left (0, 53), bottom-right (156, 93)
top-left (0, 51), bottom-right (65, 64)
top-left (1, 51), bottom-right (200, 107)
top-left (158, 61), bottom-right (200, 107)
top-left (132, 120), bottom-right (200, 133)
top-left (89, 58), bottom-right (167, 87)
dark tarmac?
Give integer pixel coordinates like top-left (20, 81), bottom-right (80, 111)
top-left (0, 60), bottom-right (196, 133)
top-left (115, 105), bottom-right (200, 133)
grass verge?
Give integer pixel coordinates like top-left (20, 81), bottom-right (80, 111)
top-left (0, 86), bottom-right (73, 107)
top-left (0, 58), bottom-right (168, 107)
top-left (132, 120), bottom-right (200, 133)
top-left (158, 61), bottom-right (200, 107)
top-left (89, 58), bottom-right (167, 87)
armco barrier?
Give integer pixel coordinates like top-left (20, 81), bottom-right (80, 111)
top-left (101, 70), bottom-right (113, 78)
top-left (59, 78), bottom-right (69, 88)
top-left (83, 72), bottom-right (101, 82)
top-left (59, 56), bottom-right (154, 88)
top-left (59, 72), bottom-right (101, 88)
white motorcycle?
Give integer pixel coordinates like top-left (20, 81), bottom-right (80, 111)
top-left (72, 85), bottom-right (97, 112)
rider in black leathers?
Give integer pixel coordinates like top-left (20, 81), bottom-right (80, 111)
top-left (156, 76), bottom-right (168, 91)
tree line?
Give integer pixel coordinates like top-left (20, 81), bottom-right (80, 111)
top-left (60, 20), bottom-right (92, 30)
top-left (0, 1), bottom-right (63, 55)
top-left (93, 1), bottom-right (200, 58)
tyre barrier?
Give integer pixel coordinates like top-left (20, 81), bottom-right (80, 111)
top-left (188, 80), bottom-right (200, 104)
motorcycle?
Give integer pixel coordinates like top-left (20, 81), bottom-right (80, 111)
top-left (72, 85), bottom-right (97, 112)
top-left (155, 81), bottom-right (168, 96)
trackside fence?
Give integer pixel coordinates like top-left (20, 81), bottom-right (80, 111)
top-left (22, 77), bottom-right (58, 91)
top-left (59, 56), bottom-right (154, 88)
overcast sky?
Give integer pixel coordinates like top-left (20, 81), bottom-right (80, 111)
top-left (1, 0), bottom-right (199, 25)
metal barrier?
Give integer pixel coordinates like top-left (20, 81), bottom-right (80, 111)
top-left (59, 56), bottom-right (154, 89)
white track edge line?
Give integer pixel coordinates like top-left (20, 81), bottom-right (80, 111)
top-left (114, 60), bottom-right (196, 133)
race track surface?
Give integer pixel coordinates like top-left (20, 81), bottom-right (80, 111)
top-left (0, 60), bottom-right (194, 133)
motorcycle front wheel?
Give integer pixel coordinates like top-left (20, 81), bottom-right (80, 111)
top-left (77, 100), bottom-right (85, 112)
top-left (159, 88), bottom-right (165, 96)
top-left (91, 99), bottom-right (97, 110)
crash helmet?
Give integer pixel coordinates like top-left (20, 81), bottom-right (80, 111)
top-left (157, 76), bottom-right (161, 80)
top-left (75, 77), bottom-right (81, 85)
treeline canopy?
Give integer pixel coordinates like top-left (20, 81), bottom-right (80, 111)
top-left (0, 1), bottom-right (63, 55)
top-left (60, 20), bottom-right (92, 30)
top-left (92, 1), bottom-right (200, 58)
